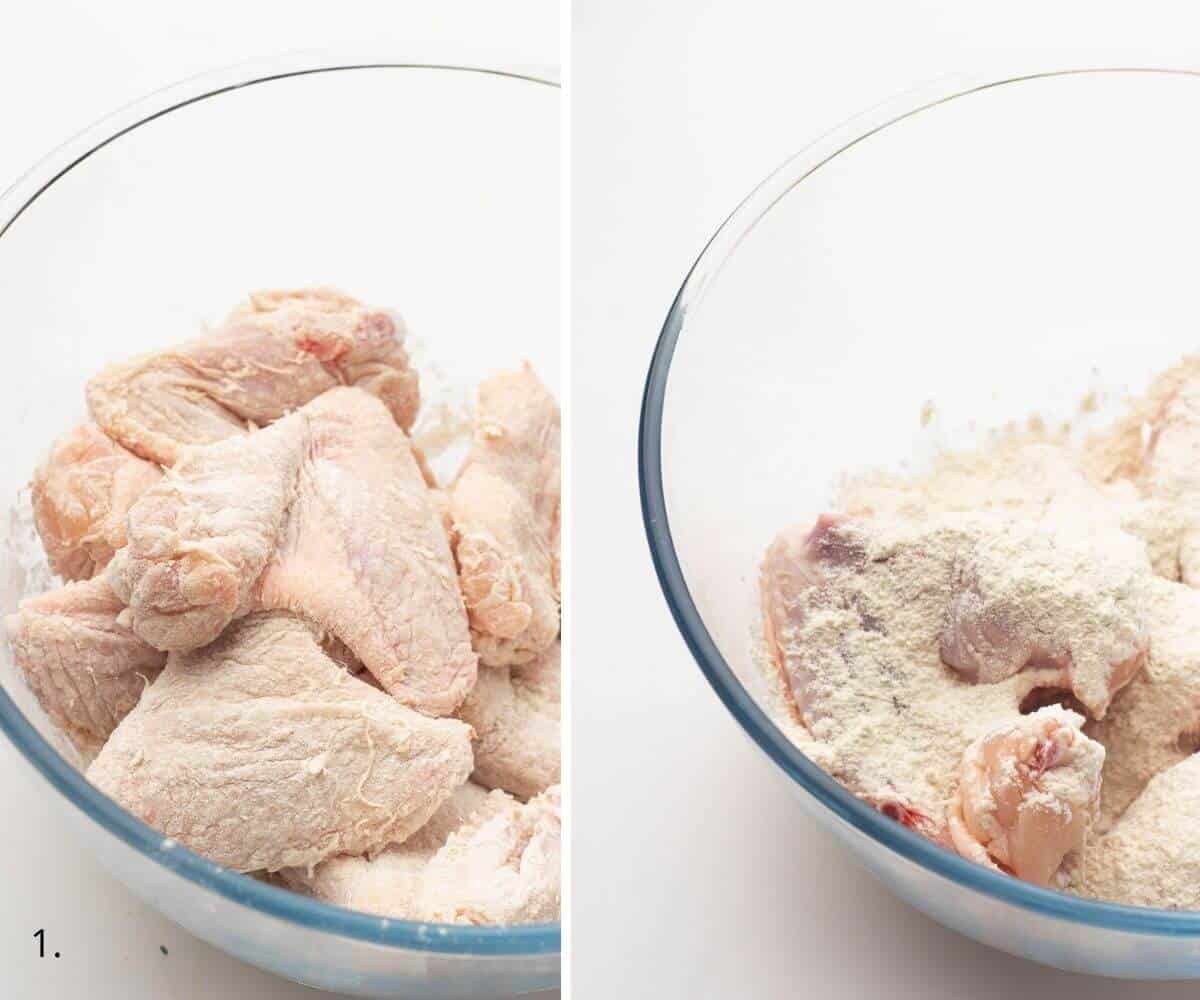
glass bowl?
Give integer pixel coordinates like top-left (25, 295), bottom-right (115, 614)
top-left (0, 47), bottom-right (559, 998)
top-left (640, 66), bottom-right (1200, 979)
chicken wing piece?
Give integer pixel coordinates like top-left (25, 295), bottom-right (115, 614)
top-left (278, 783), bottom-right (511, 917)
top-left (418, 785), bottom-right (561, 925)
top-left (106, 412), bottom-right (306, 651)
top-left (1073, 752), bottom-right (1200, 908)
top-left (450, 365), bottom-right (560, 667)
top-left (257, 388), bottom-right (476, 716)
top-left (86, 288), bottom-right (419, 466)
top-left (1084, 576), bottom-right (1200, 828)
top-left (4, 577), bottom-right (165, 754)
top-left (87, 612), bottom-right (474, 873)
top-left (939, 517), bottom-right (1149, 719)
top-left (31, 423), bottom-right (161, 581)
top-left (948, 706), bottom-right (1103, 886)
top-left (1083, 356), bottom-right (1200, 585)
top-left (110, 388), bottom-right (474, 715)
top-left (759, 512), bottom-right (1149, 851)
top-left (457, 641), bottom-right (560, 800)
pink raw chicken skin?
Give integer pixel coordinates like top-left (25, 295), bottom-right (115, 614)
top-left (31, 423), bottom-right (162, 581)
top-left (106, 411), bottom-right (307, 652)
top-left (278, 782), bottom-right (511, 918)
top-left (85, 288), bottom-right (419, 467)
top-left (418, 784), bottom-right (562, 925)
top-left (4, 576), bottom-right (165, 754)
top-left (109, 387), bottom-right (476, 717)
top-left (87, 612), bottom-right (474, 873)
top-left (457, 640), bottom-right (561, 800)
top-left (5, 287), bottom-right (563, 925)
top-left (451, 365), bottom-right (560, 667)
top-left (257, 388), bottom-right (477, 717)
top-left (949, 706), bottom-right (1104, 885)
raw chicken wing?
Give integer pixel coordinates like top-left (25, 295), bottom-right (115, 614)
top-left (451, 365), bottom-right (560, 666)
top-left (87, 612), bottom-right (474, 872)
top-left (279, 783), bottom-right (511, 917)
top-left (948, 706), bottom-right (1103, 885)
top-left (4, 577), bottom-right (165, 753)
top-left (31, 423), bottom-right (161, 581)
top-left (419, 785), bottom-right (561, 925)
top-left (86, 288), bottom-right (419, 466)
top-left (106, 411), bottom-right (306, 651)
top-left (110, 389), bottom-right (475, 715)
top-left (457, 640), bottom-right (561, 800)
top-left (257, 388), bottom-right (476, 716)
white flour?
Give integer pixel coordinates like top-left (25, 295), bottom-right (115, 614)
top-left (757, 354), bottom-right (1200, 907)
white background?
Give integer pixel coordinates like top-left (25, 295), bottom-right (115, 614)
top-left (0, 2), bottom-right (559, 998)
top-left (573, 2), bottom-right (1200, 998)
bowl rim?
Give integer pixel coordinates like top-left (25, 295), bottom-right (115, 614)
top-left (0, 46), bottom-right (559, 958)
top-left (639, 64), bottom-right (1200, 937)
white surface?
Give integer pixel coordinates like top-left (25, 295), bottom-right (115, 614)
top-left (0, 2), bottom-right (559, 998)
top-left (573, 1), bottom-right (1200, 997)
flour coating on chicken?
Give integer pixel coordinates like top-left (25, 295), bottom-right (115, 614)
top-left (1071, 753), bottom-right (1200, 908)
top-left (949, 707), bottom-right (1103, 885)
top-left (757, 353), bottom-right (1200, 903)
top-left (760, 512), bottom-right (1146, 847)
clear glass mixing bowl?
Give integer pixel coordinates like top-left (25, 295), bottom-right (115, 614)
top-left (0, 47), bottom-right (560, 998)
top-left (640, 66), bottom-right (1200, 978)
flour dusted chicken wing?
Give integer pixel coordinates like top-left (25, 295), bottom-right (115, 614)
top-left (88, 612), bottom-right (473, 873)
top-left (419, 785), bottom-right (561, 925)
top-left (939, 518), bottom-right (1149, 719)
top-left (107, 412), bottom-right (306, 651)
top-left (4, 577), bottom-right (165, 754)
top-left (458, 641), bottom-right (561, 800)
top-left (451, 365), bottom-right (560, 667)
top-left (278, 783), bottom-right (512, 917)
top-left (1073, 753), bottom-right (1200, 908)
top-left (257, 388), bottom-right (476, 716)
top-left (86, 288), bottom-right (419, 466)
top-left (761, 513), bottom-right (1016, 842)
top-left (759, 512), bottom-right (1149, 869)
top-left (1083, 356), bottom-right (1200, 585)
top-left (1084, 576), bottom-right (1200, 828)
top-left (31, 423), bottom-right (161, 581)
top-left (948, 706), bottom-right (1103, 885)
